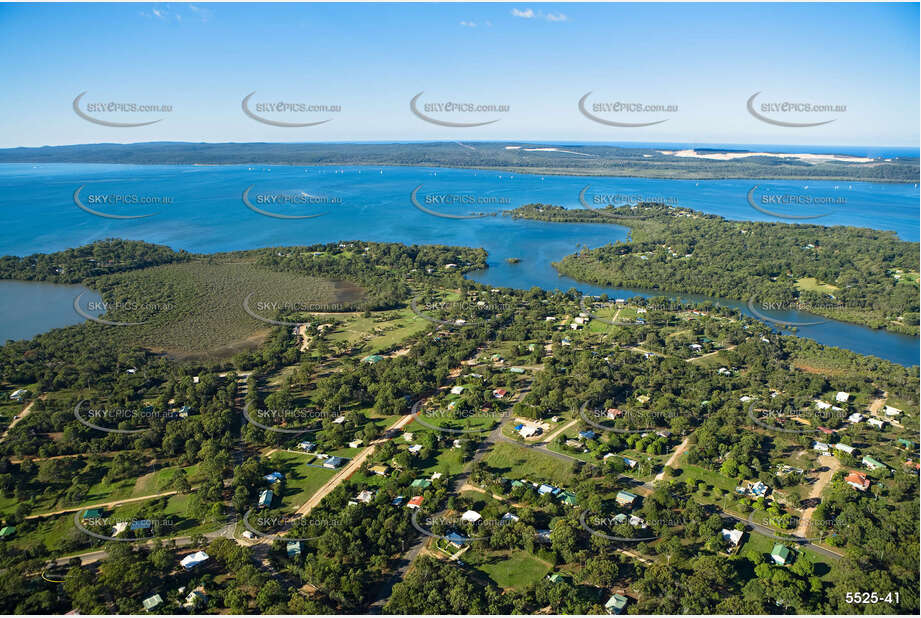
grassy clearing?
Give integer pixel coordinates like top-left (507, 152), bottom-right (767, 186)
top-left (266, 450), bottom-right (338, 508)
top-left (795, 277), bottom-right (839, 294)
top-left (97, 260), bottom-right (362, 359)
top-left (472, 549), bottom-right (551, 589)
top-left (483, 442), bottom-right (578, 487)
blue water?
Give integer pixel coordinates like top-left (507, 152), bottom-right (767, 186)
top-left (0, 163), bottom-right (917, 365)
top-left (0, 280), bottom-right (103, 342)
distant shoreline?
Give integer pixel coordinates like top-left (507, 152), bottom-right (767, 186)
top-left (0, 141), bottom-right (916, 183)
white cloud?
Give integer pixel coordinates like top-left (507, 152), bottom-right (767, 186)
top-left (460, 21), bottom-right (477, 28)
top-left (511, 8), bottom-right (568, 22)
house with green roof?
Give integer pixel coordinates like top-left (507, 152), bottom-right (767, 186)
top-left (362, 355), bottom-right (384, 364)
top-left (560, 491), bottom-right (579, 506)
top-left (410, 478), bottom-right (431, 489)
top-left (862, 455), bottom-right (887, 471)
top-left (142, 594), bottom-right (163, 611)
top-left (615, 490), bottom-right (638, 507)
top-left (897, 439), bottom-right (914, 449)
top-left (82, 508), bottom-right (103, 520)
top-left (0, 526), bottom-right (15, 539)
top-left (546, 573), bottom-right (566, 584)
top-left (605, 593), bottom-right (629, 614)
top-left (771, 543), bottom-right (791, 565)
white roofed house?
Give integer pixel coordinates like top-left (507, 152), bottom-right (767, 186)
top-left (867, 417), bottom-right (886, 428)
top-left (835, 391), bottom-right (850, 403)
top-left (834, 443), bottom-right (855, 455)
top-left (847, 413), bottom-right (863, 424)
top-left (721, 528), bottom-right (744, 549)
top-left (812, 441), bottom-right (830, 452)
top-left (883, 405), bottom-right (902, 417)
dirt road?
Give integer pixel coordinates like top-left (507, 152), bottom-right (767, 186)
top-left (794, 455), bottom-right (841, 537)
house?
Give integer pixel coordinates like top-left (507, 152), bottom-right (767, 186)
top-left (622, 457), bottom-right (638, 469)
top-left (717, 367), bottom-right (731, 376)
top-left (179, 550), bottom-right (210, 570)
top-left (897, 438), bottom-right (915, 449)
top-left (331, 415), bottom-right (347, 425)
top-left (739, 395), bottom-right (752, 402)
top-left (721, 528), bottom-right (743, 548)
top-left (847, 413), bottom-right (863, 424)
top-left (845, 471), bottom-right (871, 491)
top-left (771, 543), bottom-right (791, 565)
top-left (606, 408), bottom-right (624, 419)
top-left (450, 386), bottom-right (465, 395)
top-left (461, 510), bottom-right (482, 523)
top-left (407, 496), bottom-right (424, 509)
top-left (834, 443), bottom-right (855, 454)
top-left (812, 441), bottom-right (830, 452)
top-left (348, 439), bottom-right (363, 449)
top-left (561, 338), bottom-right (572, 346)
top-left (492, 388), bottom-right (508, 399)
top-left (817, 427), bottom-right (834, 435)
top-left (689, 344), bottom-right (702, 351)
top-left (867, 418), bottom-right (885, 428)
top-left (629, 515), bottom-right (646, 528)
top-left (183, 588), bottom-right (208, 610)
top-left (410, 478), bottom-right (431, 489)
top-left (510, 367), bottom-right (525, 374)
top-left (578, 430), bottom-right (597, 441)
top-left (142, 594), bottom-right (163, 611)
top-left (535, 529), bottom-right (552, 543)
top-left (560, 491), bottom-right (579, 506)
top-left (258, 489), bottom-right (273, 509)
top-left (297, 441), bottom-right (316, 452)
top-left (431, 472), bottom-right (443, 480)
top-left (391, 496), bottom-right (405, 506)
top-left (0, 526), bottom-right (15, 540)
top-left (446, 531), bottom-right (468, 548)
top-left (323, 456), bottom-right (345, 469)
top-left (815, 400), bottom-right (832, 410)
top-left (283, 540), bottom-right (302, 557)
top-left (835, 391), bottom-right (850, 403)
top-left (547, 572), bottom-right (565, 584)
top-left (519, 424), bottom-right (541, 438)
top-left (862, 456), bottom-right (886, 471)
top-left (605, 593), bottom-right (629, 615)
top-left (565, 439), bottom-right (581, 448)
top-left (537, 484), bottom-right (556, 496)
top-left (408, 444), bottom-right (424, 455)
top-left (884, 405), bottom-right (902, 416)
top-left (370, 464), bottom-right (389, 476)
top-left (501, 512), bottom-right (519, 524)
top-left (362, 355), bottom-right (384, 364)
top-left (264, 471), bottom-right (284, 484)
top-left (9, 389), bottom-right (28, 402)
top-left (355, 490), bottom-right (374, 504)
top-left (615, 490), bottom-right (638, 506)
top-left (81, 508), bottom-right (103, 520)
top-left (403, 432), bottom-right (414, 441)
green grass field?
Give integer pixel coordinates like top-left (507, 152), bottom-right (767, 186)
top-left (483, 442), bottom-right (578, 487)
top-left (473, 549), bottom-right (552, 590)
top-left (266, 451), bottom-right (338, 508)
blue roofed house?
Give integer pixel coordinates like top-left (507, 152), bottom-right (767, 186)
top-left (287, 541), bottom-right (302, 557)
top-left (605, 593), bottom-right (629, 614)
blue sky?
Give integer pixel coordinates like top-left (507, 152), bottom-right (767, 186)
top-left (0, 2), bottom-right (917, 148)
